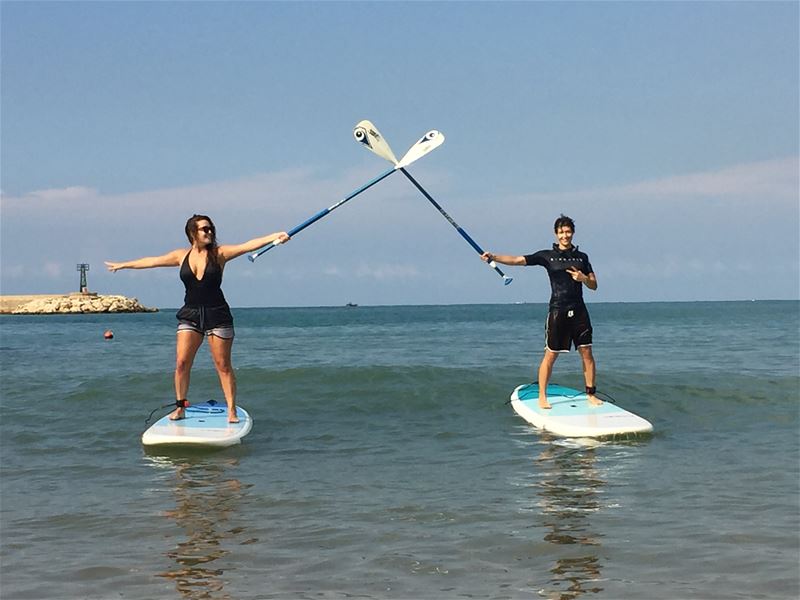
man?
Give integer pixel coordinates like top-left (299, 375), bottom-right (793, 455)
top-left (482, 214), bottom-right (602, 409)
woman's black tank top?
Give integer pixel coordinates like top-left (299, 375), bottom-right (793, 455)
top-left (179, 251), bottom-right (227, 307)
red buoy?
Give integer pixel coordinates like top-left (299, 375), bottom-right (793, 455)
top-left (104, 330), bottom-right (114, 340)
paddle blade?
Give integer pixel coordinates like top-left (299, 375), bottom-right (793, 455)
top-left (396, 130), bottom-right (444, 168)
top-left (353, 120), bottom-right (398, 165)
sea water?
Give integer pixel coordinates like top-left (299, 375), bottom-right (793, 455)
top-left (1, 301), bottom-right (798, 599)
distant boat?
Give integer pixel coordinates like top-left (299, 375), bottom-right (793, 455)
top-left (346, 302), bottom-right (358, 308)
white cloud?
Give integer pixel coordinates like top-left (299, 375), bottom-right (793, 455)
top-left (355, 263), bottom-right (421, 281)
top-left (1, 264), bottom-right (25, 279)
top-left (26, 186), bottom-right (98, 201)
top-left (612, 157), bottom-right (798, 200)
top-left (517, 156), bottom-right (799, 204)
top-left (43, 262), bottom-right (62, 278)
top-left (2, 157), bottom-right (797, 303)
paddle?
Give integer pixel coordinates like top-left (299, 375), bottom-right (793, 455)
top-left (353, 120), bottom-right (512, 285)
top-left (248, 127), bottom-right (445, 262)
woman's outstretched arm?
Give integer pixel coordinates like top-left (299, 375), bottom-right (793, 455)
top-left (217, 232), bottom-right (290, 263)
top-left (105, 248), bottom-right (186, 272)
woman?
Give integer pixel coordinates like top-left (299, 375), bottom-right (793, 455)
top-left (106, 214), bottom-right (290, 422)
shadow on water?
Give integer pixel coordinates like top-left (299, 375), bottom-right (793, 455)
top-left (143, 448), bottom-right (254, 599)
top-left (534, 438), bottom-right (606, 600)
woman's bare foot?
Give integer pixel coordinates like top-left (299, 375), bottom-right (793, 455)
top-left (538, 397), bottom-right (552, 410)
top-left (169, 399), bottom-right (189, 420)
top-left (588, 394), bottom-right (603, 407)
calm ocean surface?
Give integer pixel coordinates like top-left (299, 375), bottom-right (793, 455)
top-left (1, 301), bottom-right (798, 599)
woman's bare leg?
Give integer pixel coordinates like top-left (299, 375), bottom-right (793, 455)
top-left (172, 330), bottom-right (204, 419)
top-left (208, 334), bottom-right (238, 423)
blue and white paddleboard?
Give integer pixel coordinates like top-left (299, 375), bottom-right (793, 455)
top-left (510, 383), bottom-right (653, 438)
top-left (141, 400), bottom-right (252, 447)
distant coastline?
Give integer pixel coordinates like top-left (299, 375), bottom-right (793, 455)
top-left (0, 293), bottom-right (157, 315)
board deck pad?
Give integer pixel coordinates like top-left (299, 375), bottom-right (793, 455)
top-left (141, 400), bottom-right (252, 447)
top-left (510, 383), bottom-right (653, 438)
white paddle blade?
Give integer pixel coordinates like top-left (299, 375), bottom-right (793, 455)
top-left (353, 120), bottom-right (398, 165)
top-left (396, 130), bottom-right (445, 169)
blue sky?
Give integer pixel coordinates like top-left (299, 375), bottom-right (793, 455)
top-left (2, 1), bottom-right (798, 307)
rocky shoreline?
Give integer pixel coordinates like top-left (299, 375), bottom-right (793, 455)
top-left (0, 293), bottom-right (158, 315)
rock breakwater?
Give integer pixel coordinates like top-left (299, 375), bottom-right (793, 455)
top-left (2, 294), bottom-right (157, 315)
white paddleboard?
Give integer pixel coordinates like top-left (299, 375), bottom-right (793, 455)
top-left (510, 383), bottom-right (653, 438)
top-left (142, 400), bottom-right (252, 447)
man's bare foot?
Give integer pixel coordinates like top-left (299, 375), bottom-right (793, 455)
top-left (588, 394), bottom-right (603, 407)
top-left (538, 398), bottom-right (552, 410)
top-left (169, 408), bottom-right (186, 421)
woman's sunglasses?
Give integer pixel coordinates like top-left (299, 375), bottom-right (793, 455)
top-left (197, 226), bottom-right (214, 234)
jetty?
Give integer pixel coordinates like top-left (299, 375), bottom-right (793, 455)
top-left (0, 293), bottom-right (157, 315)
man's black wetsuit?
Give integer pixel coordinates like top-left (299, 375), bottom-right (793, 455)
top-left (523, 244), bottom-right (594, 352)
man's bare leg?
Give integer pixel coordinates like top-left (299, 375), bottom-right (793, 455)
top-left (578, 345), bottom-right (603, 406)
top-left (537, 350), bottom-right (559, 409)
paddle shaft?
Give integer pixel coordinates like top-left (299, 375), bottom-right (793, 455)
top-left (249, 167), bottom-right (396, 261)
top-left (399, 168), bottom-right (511, 283)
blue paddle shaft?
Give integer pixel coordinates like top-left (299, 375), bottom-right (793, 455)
top-left (399, 168), bottom-right (511, 284)
top-left (250, 167), bottom-right (397, 261)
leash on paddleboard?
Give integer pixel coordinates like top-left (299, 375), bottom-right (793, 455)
top-left (596, 390), bottom-right (618, 404)
top-left (145, 399), bottom-right (190, 424)
top-left (504, 382), bottom-right (618, 405)
top-left (558, 388), bottom-right (620, 405)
